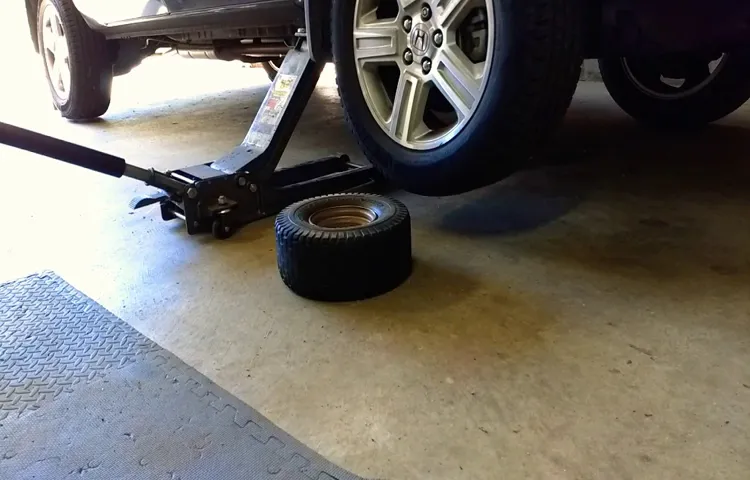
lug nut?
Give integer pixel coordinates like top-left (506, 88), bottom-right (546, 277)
top-left (420, 4), bottom-right (432, 21)
top-left (403, 17), bottom-right (413, 33)
top-left (403, 49), bottom-right (414, 65)
top-left (433, 30), bottom-right (443, 47)
top-left (422, 58), bottom-right (432, 74)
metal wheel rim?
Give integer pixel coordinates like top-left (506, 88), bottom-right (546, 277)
top-left (353, 0), bottom-right (494, 151)
top-left (308, 205), bottom-right (380, 228)
top-left (41, 3), bottom-right (71, 101)
top-left (621, 54), bottom-right (728, 101)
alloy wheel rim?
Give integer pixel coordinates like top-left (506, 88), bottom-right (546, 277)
top-left (42, 3), bottom-right (71, 101)
top-left (353, 0), bottom-right (494, 150)
top-left (621, 54), bottom-right (728, 101)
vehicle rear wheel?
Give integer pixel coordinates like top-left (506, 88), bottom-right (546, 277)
top-left (332, 0), bottom-right (583, 195)
top-left (599, 52), bottom-right (750, 128)
top-left (37, 0), bottom-right (112, 120)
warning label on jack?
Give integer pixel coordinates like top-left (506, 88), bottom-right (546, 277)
top-left (246, 74), bottom-right (297, 148)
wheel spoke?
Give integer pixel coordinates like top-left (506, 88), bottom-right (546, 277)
top-left (434, 0), bottom-right (474, 29)
top-left (398, 0), bottom-right (420, 9)
top-left (54, 15), bottom-right (64, 37)
top-left (54, 36), bottom-right (69, 62)
top-left (51, 60), bottom-right (63, 91)
top-left (353, 20), bottom-right (401, 66)
top-left (43, 24), bottom-right (57, 56)
top-left (389, 72), bottom-right (430, 142)
top-left (59, 61), bottom-right (71, 93)
top-left (432, 45), bottom-right (482, 117)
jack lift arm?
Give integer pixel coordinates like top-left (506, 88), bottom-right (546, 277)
top-left (0, 1), bottom-right (378, 239)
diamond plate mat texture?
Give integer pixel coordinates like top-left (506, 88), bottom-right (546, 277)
top-left (0, 272), bottom-right (363, 480)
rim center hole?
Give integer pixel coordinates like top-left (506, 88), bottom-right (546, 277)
top-left (308, 206), bottom-right (379, 229)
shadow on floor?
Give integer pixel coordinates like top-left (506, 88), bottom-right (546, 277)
top-left (437, 167), bottom-right (588, 236)
top-left (430, 112), bottom-right (750, 292)
top-left (324, 257), bottom-right (555, 361)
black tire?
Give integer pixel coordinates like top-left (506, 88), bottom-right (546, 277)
top-left (599, 53), bottom-right (750, 128)
top-left (262, 59), bottom-right (282, 82)
top-left (275, 194), bottom-right (412, 301)
top-left (37, 0), bottom-right (112, 120)
top-left (332, 0), bottom-right (583, 196)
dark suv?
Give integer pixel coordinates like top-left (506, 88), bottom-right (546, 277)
top-left (25, 0), bottom-right (750, 194)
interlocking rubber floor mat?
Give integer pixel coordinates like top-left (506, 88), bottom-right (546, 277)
top-left (0, 272), bottom-right (362, 480)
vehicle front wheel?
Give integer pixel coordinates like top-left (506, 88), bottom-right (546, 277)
top-left (37, 0), bottom-right (112, 120)
top-left (599, 52), bottom-right (750, 128)
top-left (332, 0), bottom-right (583, 196)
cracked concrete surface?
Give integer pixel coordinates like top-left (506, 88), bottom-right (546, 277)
top-left (1, 11), bottom-right (749, 479)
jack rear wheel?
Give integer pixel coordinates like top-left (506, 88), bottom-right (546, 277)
top-left (212, 217), bottom-right (235, 240)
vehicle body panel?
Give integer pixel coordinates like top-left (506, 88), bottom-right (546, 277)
top-left (24, 0), bottom-right (750, 56)
top-left (602, 0), bottom-right (750, 55)
top-left (71, 0), bottom-right (295, 27)
top-left (25, 0), bottom-right (302, 52)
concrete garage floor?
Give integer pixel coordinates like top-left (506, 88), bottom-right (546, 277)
top-left (2, 53), bottom-right (750, 478)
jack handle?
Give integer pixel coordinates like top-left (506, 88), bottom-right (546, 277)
top-left (0, 121), bottom-right (187, 194)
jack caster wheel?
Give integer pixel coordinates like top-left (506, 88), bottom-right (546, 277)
top-left (275, 193), bottom-right (412, 301)
top-left (211, 217), bottom-right (235, 240)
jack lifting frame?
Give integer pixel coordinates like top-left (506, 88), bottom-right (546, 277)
top-left (0, 1), bottom-right (379, 239)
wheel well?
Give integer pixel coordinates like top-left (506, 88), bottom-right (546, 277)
top-left (26, 0), bottom-right (40, 52)
top-left (597, 0), bottom-right (750, 57)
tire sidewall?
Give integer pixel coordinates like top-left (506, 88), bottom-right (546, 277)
top-left (332, 0), bottom-right (521, 193)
